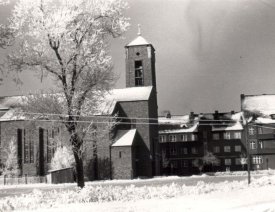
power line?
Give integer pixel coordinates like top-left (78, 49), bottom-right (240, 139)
top-left (0, 117), bottom-right (245, 126)
top-left (4, 111), bottom-right (244, 123)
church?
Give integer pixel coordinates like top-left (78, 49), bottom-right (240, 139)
top-left (0, 32), bottom-right (160, 180)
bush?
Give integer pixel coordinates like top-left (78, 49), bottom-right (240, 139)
top-left (50, 146), bottom-right (74, 170)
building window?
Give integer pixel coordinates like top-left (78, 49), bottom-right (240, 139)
top-left (223, 132), bottom-right (231, 140)
top-left (47, 130), bottom-right (51, 163)
top-left (252, 156), bottom-right (263, 165)
top-left (183, 147), bottom-right (188, 154)
top-left (23, 130), bottom-right (34, 164)
top-left (214, 159), bottom-right (221, 166)
top-left (224, 159), bottom-right (231, 166)
top-left (234, 132), bottom-right (242, 139)
top-left (235, 158), bottom-right (241, 165)
top-left (250, 140), bottom-right (257, 149)
top-left (224, 146), bottom-right (231, 152)
top-left (235, 145), bottom-right (241, 152)
top-left (213, 133), bottom-right (220, 140)
top-left (170, 146), bottom-right (177, 155)
top-left (171, 161), bottom-right (178, 169)
top-left (159, 135), bottom-right (166, 143)
top-left (29, 135), bottom-right (34, 163)
top-left (191, 134), bottom-right (198, 141)
top-left (169, 135), bottom-right (177, 142)
top-left (259, 141), bottom-right (263, 149)
top-left (23, 130), bottom-right (29, 163)
top-left (181, 160), bottom-right (188, 168)
top-left (203, 131), bottom-right (207, 139)
top-left (192, 160), bottom-right (196, 167)
top-left (248, 127), bottom-right (256, 136)
top-left (47, 128), bottom-right (58, 163)
top-left (258, 127), bottom-right (263, 135)
top-left (181, 134), bottom-right (188, 141)
top-left (191, 147), bottom-right (198, 154)
top-left (180, 147), bottom-right (188, 155)
top-left (213, 146), bottom-right (220, 153)
top-left (135, 60), bottom-right (143, 86)
top-left (119, 151), bottom-right (122, 158)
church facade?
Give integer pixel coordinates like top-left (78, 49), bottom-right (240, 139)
top-left (2, 31), bottom-right (275, 180)
top-left (0, 33), bottom-right (160, 180)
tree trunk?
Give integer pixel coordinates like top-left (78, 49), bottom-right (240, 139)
top-left (73, 151), bottom-right (85, 188)
top-left (68, 124), bottom-right (85, 188)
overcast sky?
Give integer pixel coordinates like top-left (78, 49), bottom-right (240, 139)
top-left (1, 0), bottom-right (275, 115)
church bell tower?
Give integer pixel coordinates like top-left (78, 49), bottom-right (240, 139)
top-left (125, 25), bottom-right (156, 88)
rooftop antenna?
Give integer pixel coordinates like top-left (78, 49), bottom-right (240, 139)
top-left (137, 24), bottom-right (141, 36)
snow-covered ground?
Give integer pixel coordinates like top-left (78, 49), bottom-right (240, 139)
top-left (1, 173), bottom-right (275, 211)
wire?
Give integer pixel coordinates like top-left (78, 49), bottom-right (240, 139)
top-left (0, 118), bottom-right (245, 126)
top-left (4, 111), bottom-right (244, 123)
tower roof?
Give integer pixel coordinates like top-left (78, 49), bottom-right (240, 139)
top-left (126, 24), bottom-right (152, 47)
top-left (126, 35), bottom-right (150, 47)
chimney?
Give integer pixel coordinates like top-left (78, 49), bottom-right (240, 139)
top-left (214, 110), bottom-right (219, 120)
top-left (231, 110), bottom-right (235, 115)
top-left (166, 111), bottom-right (171, 119)
top-left (190, 111), bottom-right (194, 120)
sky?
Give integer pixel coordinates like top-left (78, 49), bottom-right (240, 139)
top-left (1, 0), bottom-right (275, 115)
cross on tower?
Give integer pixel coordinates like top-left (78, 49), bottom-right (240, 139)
top-left (137, 24), bottom-right (141, 36)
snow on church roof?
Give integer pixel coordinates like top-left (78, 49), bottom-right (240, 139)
top-left (97, 86), bottom-right (153, 115)
top-left (0, 86), bottom-right (153, 119)
top-left (112, 129), bottom-right (136, 147)
top-left (126, 35), bottom-right (150, 47)
top-left (110, 86), bottom-right (152, 102)
top-left (0, 108), bottom-right (25, 122)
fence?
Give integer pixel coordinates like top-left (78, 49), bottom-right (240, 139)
top-left (0, 175), bottom-right (47, 185)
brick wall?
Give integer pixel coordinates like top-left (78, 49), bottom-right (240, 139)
top-left (111, 146), bottom-right (133, 179)
top-left (118, 101), bottom-right (152, 177)
top-left (125, 45), bottom-right (156, 88)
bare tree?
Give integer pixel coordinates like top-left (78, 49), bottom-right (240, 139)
top-left (240, 153), bottom-right (247, 171)
top-left (193, 151), bottom-right (219, 173)
top-left (6, 0), bottom-right (129, 188)
top-left (202, 151), bottom-right (219, 166)
top-left (1, 137), bottom-right (19, 177)
top-left (0, 0), bottom-right (12, 84)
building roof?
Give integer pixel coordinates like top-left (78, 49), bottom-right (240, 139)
top-left (112, 129), bottom-right (136, 147)
top-left (0, 109), bottom-right (25, 122)
top-left (242, 94), bottom-right (275, 116)
top-left (97, 86), bottom-right (153, 115)
top-left (158, 115), bottom-right (192, 125)
top-left (255, 117), bottom-right (275, 124)
top-left (159, 123), bottom-right (199, 134)
top-left (212, 122), bottom-right (243, 131)
top-left (0, 86), bottom-right (153, 120)
top-left (110, 86), bottom-right (152, 102)
top-left (126, 35), bottom-right (150, 47)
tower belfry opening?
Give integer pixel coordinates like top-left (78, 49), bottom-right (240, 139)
top-left (125, 25), bottom-right (156, 88)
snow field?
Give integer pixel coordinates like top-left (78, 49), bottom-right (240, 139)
top-left (1, 175), bottom-right (275, 211)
